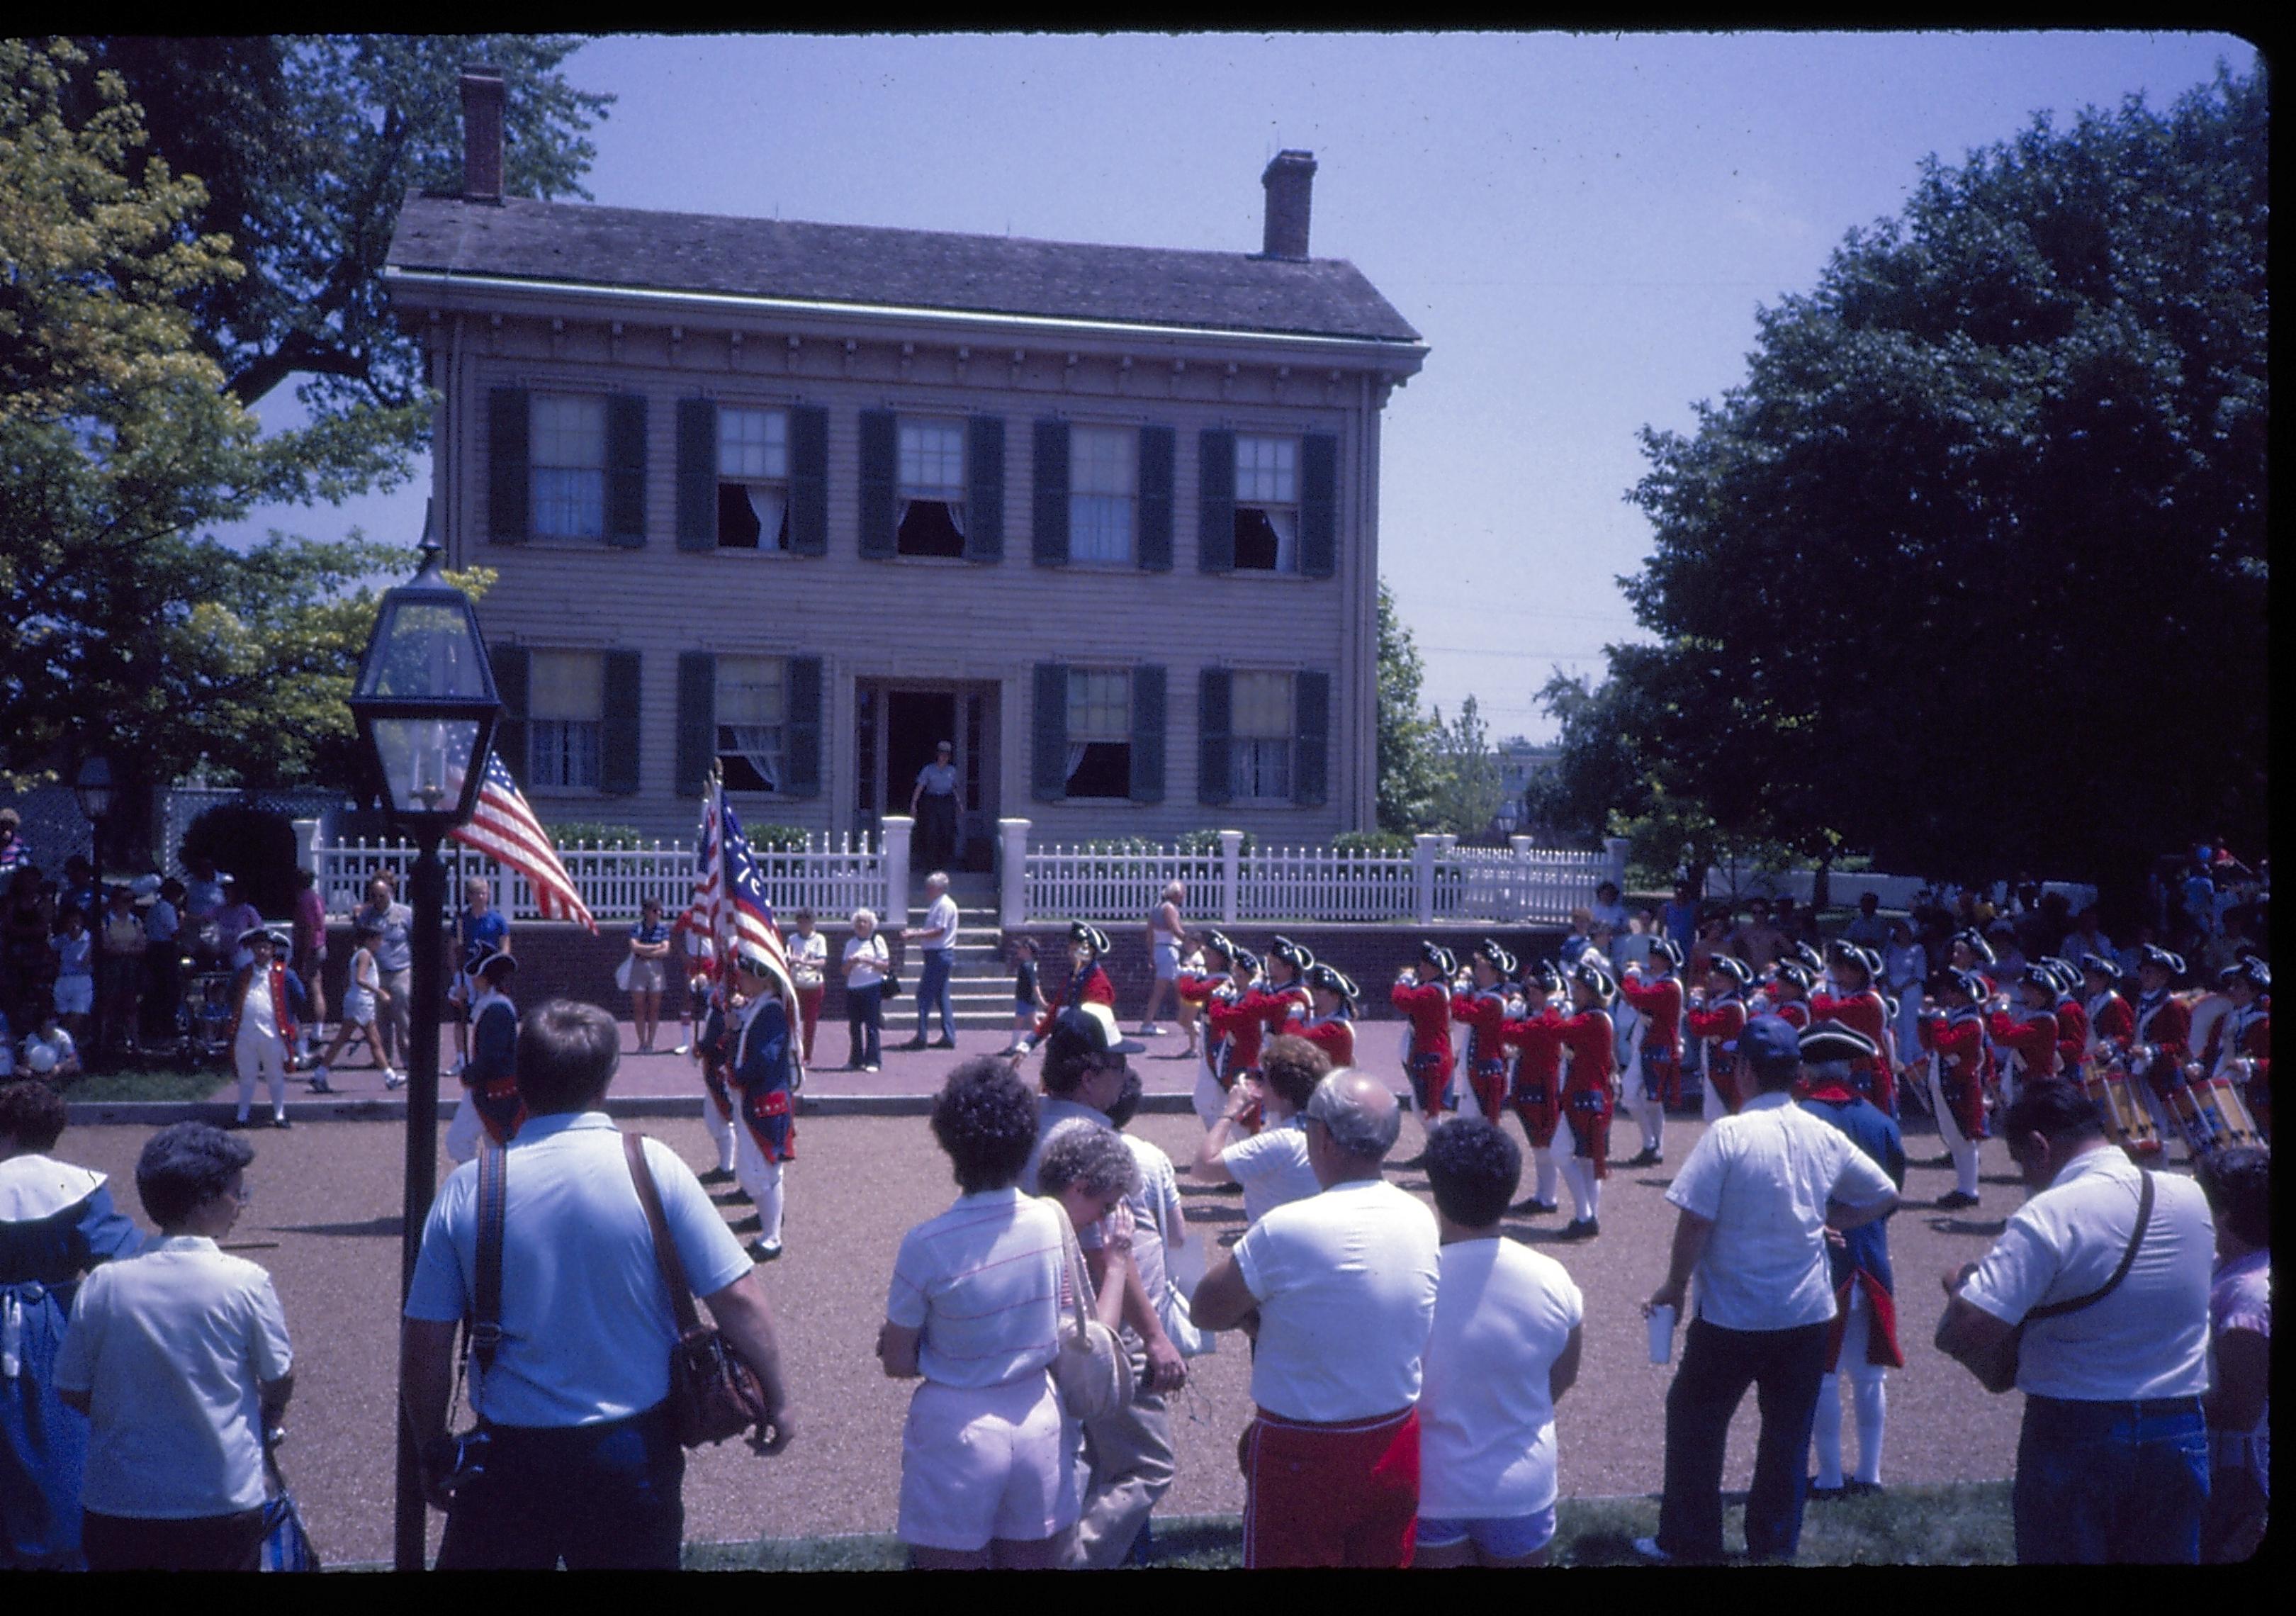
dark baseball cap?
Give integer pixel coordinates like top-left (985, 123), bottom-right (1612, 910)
top-left (1729, 1014), bottom-right (1801, 1067)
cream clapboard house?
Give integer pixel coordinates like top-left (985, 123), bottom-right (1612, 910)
top-left (381, 72), bottom-right (1427, 865)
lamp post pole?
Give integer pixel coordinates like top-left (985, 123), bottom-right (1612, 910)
top-left (392, 830), bottom-right (449, 1571)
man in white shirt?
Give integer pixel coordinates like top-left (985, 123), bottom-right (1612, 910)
top-left (1414, 1118), bottom-right (1583, 1568)
top-left (401, 999), bottom-right (793, 1569)
top-left (899, 871), bottom-right (962, 1051)
top-left (1935, 1080), bottom-right (2215, 1563)
top-left (1193, 1069), bottom-right (1441, 1568)
top-left (1193, 1033), bottom-right (1327, 1225)
top-left (1637, 1018), bottom-right (1899, 1564)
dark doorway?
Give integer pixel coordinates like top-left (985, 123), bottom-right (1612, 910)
top-left (888, 690), bottom-right (959, 868)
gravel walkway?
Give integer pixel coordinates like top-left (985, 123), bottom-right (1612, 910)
top-left (55, 1087), bottom-right (2119, 1566)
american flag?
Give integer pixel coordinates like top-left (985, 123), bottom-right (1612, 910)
top-left (675, 774), bottom-right (787, 983)
top-left (449, 751), bottom-right (597, 933)
top-left (676, 779), bottom-right (722, 961)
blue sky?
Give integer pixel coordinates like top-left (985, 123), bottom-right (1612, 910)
top-left (239, 30), bottom-right (2256, 742)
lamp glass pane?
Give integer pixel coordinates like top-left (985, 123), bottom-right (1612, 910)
top-left (371, 718), bottom-right (482, 817)
top-left (366, 600), bottom-right (490, 700)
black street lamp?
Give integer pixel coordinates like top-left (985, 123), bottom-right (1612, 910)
top-left (349, 536), bottom-right (500, 1572)
top-left (72, 756), bottom-right (119, 1071)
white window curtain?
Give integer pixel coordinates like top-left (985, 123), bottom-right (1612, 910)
top-left (745, 485), bottom-right (789, 546)
top-left (716, 658), bottom-right (785, 790)
top-left (899, 498), bottom-right (964, 535)
top-left (1066, 744), bottom-right (1089, 783)
top-left (1262, 507), bottom-right (1299, 572)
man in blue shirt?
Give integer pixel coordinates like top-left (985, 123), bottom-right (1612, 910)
top-left (401, 999), bottom-right (794, 1569)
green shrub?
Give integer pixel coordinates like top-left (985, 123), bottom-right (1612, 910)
top-left (544, 821), bottom-right (650, 849)
top-left (1174, 829), bottom-right (1254, 855)
top-left (1333, 830), bottom-right (1414, 855)
top-left (742, 823), bottom-right (811, 851)
top-left (1074, 837), bottom-right (1164, 855)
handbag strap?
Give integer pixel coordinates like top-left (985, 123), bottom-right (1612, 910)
top-left (1057, 1207), bottom-right (1093, 1338)
top-left (469, 1140), bottom-right (507, 1376)
top-left (624, 1131), bottom-right (704, 1337)
top-left (2029, 1167), bottom-right (2155, 1322)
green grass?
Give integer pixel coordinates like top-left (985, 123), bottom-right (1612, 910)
top-left (680, 1484), bottom-right (2015, 1570)
top-left (64, 1067), bottom-right (226, 1103)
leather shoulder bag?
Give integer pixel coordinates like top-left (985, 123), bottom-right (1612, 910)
top-left (623, 1132), bottom-right (777, 1447)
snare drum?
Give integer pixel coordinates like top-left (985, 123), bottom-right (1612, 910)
top-left (2194, 1073), bottom-right (2264, 1152)
top-left (2088, 1065), bottom-right (2162, 1157)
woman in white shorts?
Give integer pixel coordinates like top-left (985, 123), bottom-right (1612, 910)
top-left (878, 1059), bottom-right (1131, 1569)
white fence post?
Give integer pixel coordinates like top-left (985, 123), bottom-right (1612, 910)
top-left (1604, 836), bottom-right (1631, 894)
top-left (293, 818), bottom-right (321, 875)
top-left (999, 818), bottom-right (1030, 928)
top-left (882, 816), bottom-right (913, 931)
top-left (1413, 834), bottom-right (1441, 926)
top-left (1218, 831), bottom-right (1243, 924)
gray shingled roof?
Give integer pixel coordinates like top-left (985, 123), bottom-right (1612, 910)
top-left (386, 193), bottom-right (1422, 346)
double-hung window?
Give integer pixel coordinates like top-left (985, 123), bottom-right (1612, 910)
top-left (531, 395), bottom-right (607, 540)
top-left (717, 407), bottom-right (790, 549)
top-left (1232, 434), bottom-right (1298, 572)
top-left (1068, 427), bottom-right (1136, 564)
top-left (716, 656), bottom-right (787, 792)
top-left (528, 651), bottom-right (604, 790)
top-left (1064, 669), bottom-right (1133, 799)
top-left (1229, 671), bottom-right (1293, 801)
top-left (897, 419), bottom-right (967, 556)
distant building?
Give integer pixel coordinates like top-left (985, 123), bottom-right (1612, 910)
top-left (1491, 741), bottom-right (1559, 837)
top-left (380, 71), bottom-right (1428, 865)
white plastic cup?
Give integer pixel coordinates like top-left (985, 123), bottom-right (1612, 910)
top-left (1648, 1303), bottom-right (1677, 1364)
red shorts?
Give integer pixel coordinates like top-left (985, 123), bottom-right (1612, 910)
top-left (1240, 1405), bottom-right (1420, 1569)
top-left (1564, 1089), bottom-right (1611, 1178)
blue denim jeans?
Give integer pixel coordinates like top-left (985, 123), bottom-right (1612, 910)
top-left (916, 949), bottom-right (955, 1041)
top-left (2013, 1395), bottom-right (2208, 1564)
top-left (1656, 1317), bottom-right (1829, 1563)
top-left (436, 1404), bottom-right (685, 1570)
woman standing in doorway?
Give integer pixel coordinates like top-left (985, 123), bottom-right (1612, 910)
top-left (911, 741), bottom-right (961, 872)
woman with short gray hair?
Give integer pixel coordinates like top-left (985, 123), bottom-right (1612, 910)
top-left (1036, 1121), bottom-right (1143, 1213)
top-left (843, 909), bottom-right (889, 1072)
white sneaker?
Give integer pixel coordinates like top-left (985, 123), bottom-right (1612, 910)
top-left (1631, 1536), bottom-right (1675, 1565)
top-left (1137, 1023), bottom-right (1164, 1036)
top-left (383, 1070), bottom-right (406, 1090)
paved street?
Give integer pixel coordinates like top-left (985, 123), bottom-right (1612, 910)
top-left (65, 1060), bottom-right (2071, 1566)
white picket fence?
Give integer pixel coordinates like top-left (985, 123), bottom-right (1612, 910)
top-left (313, 833), bottom-right (884, 924)
top-left (1013, 830), bottom-right (1628, 927)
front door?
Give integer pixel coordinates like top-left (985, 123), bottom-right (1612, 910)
top-left (857, 682), bottom-right (998, 872)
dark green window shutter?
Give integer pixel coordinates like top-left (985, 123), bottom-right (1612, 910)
top-left (966, 415), bottom-right (1004, 563)
top-left (487, 387), bottom-right (529, 544)
top-left (1032, 663), bottom-right (1069, 802)
top-left (1197, 428), bottom-right (1235, 573)
top-left (606, 393), bottom-right (648, 548)
top-left (1293, 669), bottom-right (1331, 808)
top-left (783, 656), bottom-right (823, 797)
top-left (676, 651), bottom-right (716, 798)
top-left (858, 409), bottom-right (898, 558)
top-left (675, 398), bottom-right (717, 551)
top-left (1300, 432), bottom-right (1338, 579)
top-left (789, 405), bottom-right (828, 555)
top-left (492, 644), bottom-right (530, 782)
top-left (1197, 668), bottom-right (1232, 807)
top-left (601, 649), bottom-right (642, 794)
top-left (1131, 665), bottom-right (1166, 804)
top-left (1137, 424), bottom-right (1174, 572)
top-left (1032, 418), bottom-right (1069, 567)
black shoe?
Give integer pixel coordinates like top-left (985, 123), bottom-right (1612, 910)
top-left (1915, 1151), bottom-right (1956, 1169)
top-left (699, 1167), bottom-right (736, 1186)
top-left (897, 1038), bottom-right (930, 1052)
top-left (748, 1238), bottom-right (784, 1263)
top-left (728, 1213), bottom-right (762, 1234)
top-left (1556, 1218), bottom-right (1600, 1240)
top-left (1934, 1189), bottom-right (1981, 1211)
top-left (271, 1115), bottom-right (293, 1130)
top-left (1510, 1196), bottom-right (1560, 1216)
top-left (719, 1187), bottom-right (754, 1205)
top-left (1806, 1478), bottom-right (1847, 1501)
top-left (1844, 1480), bottom-right (1884, 1498)
top-left (931, 1038), bottom-right (958, 1050)
top-left (227, 1116), bottom-right (254, 1130)
top-left (1622, 1146), bottom-right (1663, 1169)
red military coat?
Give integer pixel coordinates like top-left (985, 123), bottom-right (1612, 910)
top-left (1285, 1008), bottom-right (1356, 1070)
top-left (1988, 1009), bottom-right (2061, 1082)
top-left (1811, 987), bottom-right (1894, 1111)
top-left (1920, 1008), bottom-right (1988, 1140)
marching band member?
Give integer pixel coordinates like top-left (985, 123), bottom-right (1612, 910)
top-left (1947, 928), bottom-right (1998, 997)
top-left (1918, 970), bottom-right (1989, 1209)
top-left (1289, 963), bottom-right (1358, 1070)
top-left (2038, 959), bottom-right (2090, 1088)
top-left (728, 938), bottom-right (801, 1262)
top-left (1554, 960), bottom-right (1617, 1240)
top-left (1795, 1022), bottom-right (1906, 1502)
top-left (1177, 931), bottom-right (1245, 1128)
top-left (1203, 946), bottom-right (1277, 1117)
top-left (2130, 945), bottom-right (2193, 1144)
top-left (1500, 961), bottom-right (1567, 1214)
top-left (444, 947), bottom-right (522, 1163)
top-left (1811, 943), bottom-right (1895, 1116)
top-left (1767, 960), bottom-right (1815, 1029)
top-left (1986, 965), bottom-right (2063, 1108)
top-left (1616, 938), bottom-right (1685, 1167)
top-left (1686, 955), bottom-right (1753, 1120)
top-left (692, 963), bottom-right (741, 1181)
top-left (1022, 923), bottom-right (1118, 1052)
top-left (227, 926), bottom-right (307, 1132)
top-left (1392, 943), bottom-right (1461, 1158)
top-left (1450, 939), bottom-right (1517, 1125)
top-left (1255, 936), bottom-right (1317, 1045)
top-left (2212, 958), bottom-right (2271, 1138)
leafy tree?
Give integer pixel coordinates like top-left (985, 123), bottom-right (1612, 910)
top-left (1, 39), bottom-right (415, 860)
top-left (1616, 69), bottom-right (2266, 894)
top-left (1426, 695), bottom-right (1504, 838)
top-left (1375, 580), bottom-right (1442, 831)
top-left (70, 34), bottom-right (611, 415)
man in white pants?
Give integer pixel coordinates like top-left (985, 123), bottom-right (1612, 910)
top-left (227, 928), bottom-right (304, 1130)
top-left (728, 941), bottom-right (801, 1262)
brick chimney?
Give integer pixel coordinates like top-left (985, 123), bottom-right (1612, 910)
top-left (1260, 150), bottom-right (1317, 260)
top-left (461, 65), bottom-right (505, 202)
